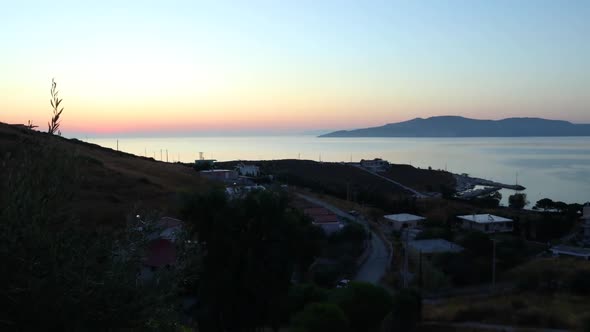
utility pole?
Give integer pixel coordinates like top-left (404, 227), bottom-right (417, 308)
top-left (403, 230), bottom-right (409, 288)
top-left (419, 250), bottom-right (423, 290)
top-left (492, 239), bottom-right (496, 291)
top-left (116, 139), bottom-right (119, 151)
top-left (166, 149), bottom-right (169, 163)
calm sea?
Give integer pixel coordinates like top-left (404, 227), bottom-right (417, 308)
top-left (86, 136), bottom-right (590, 206)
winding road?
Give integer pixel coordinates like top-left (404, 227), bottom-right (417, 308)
top-left (296, 193), bottom-right (390, 285)
top-left (352, 165), bottom-right (427, 198)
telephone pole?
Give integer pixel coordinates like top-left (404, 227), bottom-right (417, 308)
top-left (492, 239), bottom-right (496, 291)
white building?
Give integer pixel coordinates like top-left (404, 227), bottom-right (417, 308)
top-left (384, 213), bottom-right (426, 231)
top-left (236, 163), bottom-right (260, 177)
top-left (360, 158), bottom-right (390, 173)
top-left (458, 214), bottom-right (513, 233)
top-left (550, 245), bottom-right (590, 260)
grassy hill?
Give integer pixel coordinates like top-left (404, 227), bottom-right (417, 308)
top-left (0, 123), bottom-right (213, 227)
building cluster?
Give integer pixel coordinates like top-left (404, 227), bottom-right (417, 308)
top-left (384, 212), bottom-right (518, 257)
top-left (198, 162), bottom-right (261, 186)
top-left (359, 158), bottom-right (390, 173)
top-left (550, 203), bottom-right (590, 260)
top-left (291, 199), bottom-right (344, 235)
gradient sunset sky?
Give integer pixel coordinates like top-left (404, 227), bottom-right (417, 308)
top-left (2, 0), bottom-right (589, 135)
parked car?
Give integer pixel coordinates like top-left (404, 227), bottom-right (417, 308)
top-left (336, 279), bottom-right (351, 288)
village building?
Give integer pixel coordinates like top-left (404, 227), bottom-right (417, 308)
top-left (235, 163), bottom-right (260, 177)
top-left (384, 213), bottom-right (426, 231)
top-left (408, 239), bottom-right (464, 256)
top-left (199, 169), bottom-right (239, 183)
top-left (550, 245), bottom-right (590, 260)
top-left (140, 217), bottom-right (184, 281)
top-left (302, 206), bottom-right (343, 235)
top-left (360, 158), bottom-right (390, 173)
top-left (225, 185), bottom-right (266, 199)
top-left (458, 214), bottom-right (514, 233)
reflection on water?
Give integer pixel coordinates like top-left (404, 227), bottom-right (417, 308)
top-left (86, 136), bottom-right (590, 205)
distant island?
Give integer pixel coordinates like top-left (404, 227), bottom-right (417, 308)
top-left (319, 116), bottom-right (590, 137)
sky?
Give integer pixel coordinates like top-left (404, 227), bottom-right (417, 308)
top-left (1, 0), bottom-right (589, 136)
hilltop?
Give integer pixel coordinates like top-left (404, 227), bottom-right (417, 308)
top-left (0, 123), bottom-right (212, 227)
top-left (320, 116), bottom-right (590, 137)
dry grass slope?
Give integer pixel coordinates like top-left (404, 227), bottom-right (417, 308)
top-left (0, 123), bottom-right (214, 227)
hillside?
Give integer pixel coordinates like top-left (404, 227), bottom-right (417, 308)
top-left (0, 123), bottom-right (213, 227)
top-left (320, 116), bottom-right (590, 137)
top-left (217, 159), bottom-right (455, 210)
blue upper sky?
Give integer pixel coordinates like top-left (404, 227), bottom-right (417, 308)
top-left (2, 0), bottom-right (589, 134)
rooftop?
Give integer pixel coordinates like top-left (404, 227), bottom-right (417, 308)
top-left (304, 207), bottom-right (333, 216)
top-left (458, 214), bottom-right (513, 224)
top-left (199, 169), bottom-right (235, 173)
top-left (550, 245), bottom-right (590, 257)
top-left (384, 213), bottom-right (426, 223)
top-left (408, 239), bottom-right (464, 254)
top-left (312, 214), bottom-right (340, 224)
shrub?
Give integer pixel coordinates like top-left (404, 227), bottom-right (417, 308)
top-left (569, 270), bottom-right (590, 295)
top-left (330, 282), bottom-right (393, 332)
top-left (290, 303), bottom-right (349, 332)
top-left (516, 308), bottom-right (569, 329)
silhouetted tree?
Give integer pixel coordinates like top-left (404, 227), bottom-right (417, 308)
top-left (509, 193), bottom-right (529, 209)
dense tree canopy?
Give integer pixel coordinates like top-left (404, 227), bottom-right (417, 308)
top-left (181, 189), bottom-right (323, 331)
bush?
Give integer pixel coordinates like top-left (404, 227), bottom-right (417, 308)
top-left (390, 288), bottom-right (422, 331)
top-left (516, 308), bottom-right (569, 329)
top-left (454, 305), bottom-right (501, 322)
top-left (288, 284), bottom-right (329, 316)
top-left (290, 303), bottom-right (349, 332)
top-left (569, 270), bottom-right (590, 295)
top-left (330, 282), bottom-right (393, 332)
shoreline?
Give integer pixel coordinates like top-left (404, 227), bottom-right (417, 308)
top-left (454, 174), bottom-right (525, 199)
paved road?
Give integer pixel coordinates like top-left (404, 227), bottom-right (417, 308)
top-left (296, 193), bottom-right (390, 285)
top-left (354, 229), bottom-right (389, 283)
top-left (422, 322), bottom-right (569, 332)
top-left (353, 165), bottom-right (427, 198)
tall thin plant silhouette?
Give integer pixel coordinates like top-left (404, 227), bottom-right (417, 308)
top-left (48, 78), bottom-right (63, 135)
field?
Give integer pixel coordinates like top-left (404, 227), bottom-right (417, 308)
top-left (423, 258), bottom-right (590, 330)
top-left (0, 123), bottom-right (214, 227)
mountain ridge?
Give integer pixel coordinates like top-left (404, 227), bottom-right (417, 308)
top-left (320, 116), bottom-right (590, 137)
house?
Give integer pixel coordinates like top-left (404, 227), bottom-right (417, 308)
top-left (384, 213), bottom-right (426, 231)
top-left (302, 206), bottom-right (343, 235)
top-left (199, 169), bottom-right (239, 183)
top-left (311, 214), bottom-right (344, 235)
top-left (235, 163), bottom-right (260, 177)
top-left (360, 158), bottom-right (390, 173)
top-left (582, 203), bottom-right (590, 245)
top-left (225, 185), bottom-right (266, 199)
top-left (408, 239), bottom-right (464, 255)
top-left (550, 245), bottom-right (590, 260)
top-left (140, 217), bottom-right (184, 281)
top-left (458, 214), bottom-right (513, 233)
